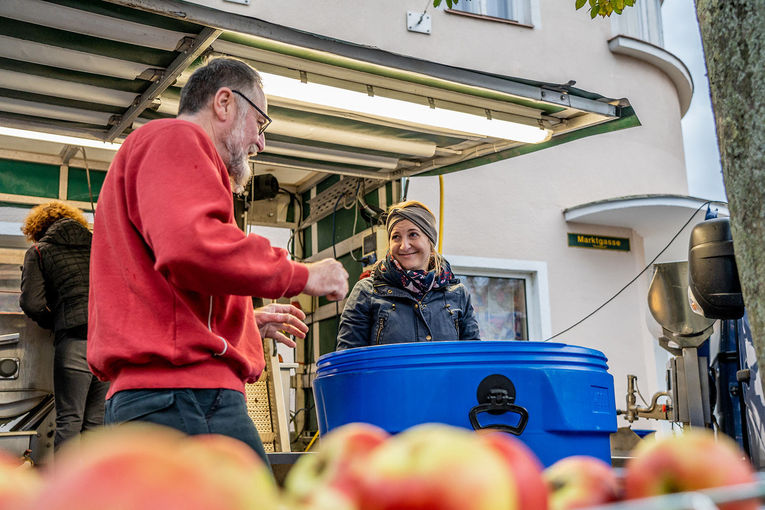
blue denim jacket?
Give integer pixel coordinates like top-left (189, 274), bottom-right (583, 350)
top-left (336, 273), bottom-right (480, 351)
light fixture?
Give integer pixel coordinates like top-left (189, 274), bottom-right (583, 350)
top-left (265, 140), bottom-right (399, 169)
top-left (0, 126), bottom-right (122, 151)
top-left (262, 73), bottom-right (552, 144)
top-left (139, 104), bottom-right (439, 158)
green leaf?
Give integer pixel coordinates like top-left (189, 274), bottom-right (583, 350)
top-left (580, 0), bottom-right (632, 19)
top-left (433, 0), bottom-right (441, 6)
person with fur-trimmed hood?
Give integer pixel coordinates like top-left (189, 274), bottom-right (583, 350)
top-left (20, 200), bottom-right (108, 449)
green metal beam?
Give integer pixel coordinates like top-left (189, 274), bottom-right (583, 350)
top-left (416, 106), bottom-right (641, 177)
top-left (0, 17), bottom-right (172, 67)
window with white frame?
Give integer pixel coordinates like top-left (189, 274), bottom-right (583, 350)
top-left (457, 274), bottom-right (528, 340)
top-left (448, 255), bottom-right (551, 341)
top-left (611, 0), bottom-right (664, 46)
top-left (448, 0), bottom-right (535, 26)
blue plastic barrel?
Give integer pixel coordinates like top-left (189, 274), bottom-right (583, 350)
top-left (313, 341), bottom-right (617, 467)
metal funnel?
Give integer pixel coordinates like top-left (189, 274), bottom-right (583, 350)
top-left (647, 261), bottom-right (715, 353)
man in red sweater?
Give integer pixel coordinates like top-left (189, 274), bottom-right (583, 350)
top-left (88, 58), bottom-right (348, 462)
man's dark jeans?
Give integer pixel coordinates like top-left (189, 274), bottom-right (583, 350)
top-left (104, 388), bottom-right (269, 466)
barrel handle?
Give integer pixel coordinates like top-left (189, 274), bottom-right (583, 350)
top-left (469, 401), bottom-right (529, 436)
top-left (470, 374), bottom-right (529, 436)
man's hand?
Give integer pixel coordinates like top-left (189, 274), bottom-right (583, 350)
top-left (254, 303), bottom-right (308, 348)
top-left (303, 258), bottom-right (349, 301)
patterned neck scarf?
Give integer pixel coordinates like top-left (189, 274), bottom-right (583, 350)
top-left (377, 252), bottom-right (454, 298)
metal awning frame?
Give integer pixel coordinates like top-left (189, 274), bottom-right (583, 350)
top-left (104, 26), bottom-right (221, 140)
top-left (0, 0), bottom-right (640, 203)
top-left (97, 0), bottom-right (636, 184)
top-left (106, 0), bottom-right (619, 116)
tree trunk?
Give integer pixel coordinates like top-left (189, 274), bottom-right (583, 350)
top-left (695, 0), bottom-right (765, 397)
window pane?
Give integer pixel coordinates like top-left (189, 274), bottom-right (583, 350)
top-left (454, 0), bottom-right (482, 15)
top-left (0, 263), bottom-right (21, 313)
top-left (612, 0), bottom-right (663, 46)
top-left (453, 0), bottom-right (517, 21)
top-left (486, 0), bottom-right (512, 20)
top-left (457, 274), bottom-right (527, 340)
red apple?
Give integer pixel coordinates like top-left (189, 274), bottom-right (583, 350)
top-left (288, 486), bottom-right (359, 510)
top-left (355, 423), bottom-right (520, 510)
top-left (0, 449), bottom-right (42, 510)
top-left (284, 422), bottom-right (389, 509)
top-left (26, 423), bottom-right (280, 510)
top-left (180, 432), bottom-right (281, 509)
top-left (624, 429), bottom-right (758, 510)
top-left (184, 432), bottom-right (264, 467)
top-left (543, 455), bottom-right (620, 510)
top-left (480, 432), bottom-right (548, 510)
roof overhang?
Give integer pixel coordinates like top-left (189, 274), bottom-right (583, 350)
top-left (608, 35), bottom-right (693, 117)
top-left (564, 194), bottom-right (729, 261)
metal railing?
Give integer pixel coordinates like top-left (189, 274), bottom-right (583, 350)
top-left (585, 473), bottom-right (765, 510)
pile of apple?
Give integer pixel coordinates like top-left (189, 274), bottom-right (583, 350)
top-left (283, 423), bottom-right (760, 510)
top-left (0, 422), bottom-right (759, 510)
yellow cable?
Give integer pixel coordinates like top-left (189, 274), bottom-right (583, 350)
top-left (438, 175), bottom-right (444, 252)
top-left (304, 430), bottom-right (320, 452)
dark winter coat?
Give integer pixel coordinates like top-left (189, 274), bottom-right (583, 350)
top-left (20, 218), bottom-right (91, 333)
top-left (336, 269), bottom-right (480, 351)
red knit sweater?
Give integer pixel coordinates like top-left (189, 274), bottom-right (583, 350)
top-left (88, 119), bottom-right (308, 398)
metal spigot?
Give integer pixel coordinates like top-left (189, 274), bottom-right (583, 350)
top-left (617, 374), bottom-right (672, 423)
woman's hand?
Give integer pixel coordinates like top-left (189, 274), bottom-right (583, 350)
top-left (254, 303), bottom-right (308, 348)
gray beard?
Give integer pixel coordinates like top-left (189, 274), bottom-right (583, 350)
top-left (224, 116), bottom-right (253, 194)
top-left (227, 148), bottom-right (251, 194)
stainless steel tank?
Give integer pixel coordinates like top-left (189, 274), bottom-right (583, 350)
top-left (0, 313), bottom-right (54, 418)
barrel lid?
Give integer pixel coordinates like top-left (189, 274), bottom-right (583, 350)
top-left (316, 341), bottom-right (609, 375)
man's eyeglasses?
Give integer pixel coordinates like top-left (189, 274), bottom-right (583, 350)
top-left (231, 89), bottom-right (272, 135)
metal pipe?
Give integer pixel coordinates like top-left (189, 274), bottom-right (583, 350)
top-left (619, 374), bottom-right (671, 422)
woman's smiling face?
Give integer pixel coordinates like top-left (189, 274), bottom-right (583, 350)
top-left (389, 219), bottom-right (432, 271)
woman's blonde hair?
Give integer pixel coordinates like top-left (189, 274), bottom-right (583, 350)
top-left (21, 201), bottom-right (89, 242)
top-left (382, 200), bottom-right (443, 274)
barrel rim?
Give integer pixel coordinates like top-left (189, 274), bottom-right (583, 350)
top-left (316, 340), bottom-right (609, 373)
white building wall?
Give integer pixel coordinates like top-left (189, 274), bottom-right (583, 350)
top-left (194, 0), bottom-right (690, 429)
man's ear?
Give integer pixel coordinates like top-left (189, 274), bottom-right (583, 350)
top-left (211, 88), bottom-right (233, 122)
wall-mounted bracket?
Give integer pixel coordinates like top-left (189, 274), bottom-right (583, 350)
top-left (407, 11), bottom-right (431, 34)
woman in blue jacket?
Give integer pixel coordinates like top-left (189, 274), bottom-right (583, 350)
top-left (336, 200), bottom-right (480, 350)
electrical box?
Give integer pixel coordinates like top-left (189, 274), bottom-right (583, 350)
top-left (362, 228), bottom-right (388, 271)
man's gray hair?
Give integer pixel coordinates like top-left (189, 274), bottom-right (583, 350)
top-left (178, 57), bottom-right (263, 115)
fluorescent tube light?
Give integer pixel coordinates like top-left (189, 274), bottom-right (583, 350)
top-left (265, 140), bottom-right (399, 169)
top-left (262, 73), bottom-right (551, 144)
top-left (0, 126), bottom-right (122, 151)
top-left (135, 115), bottom-right (437, 158)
